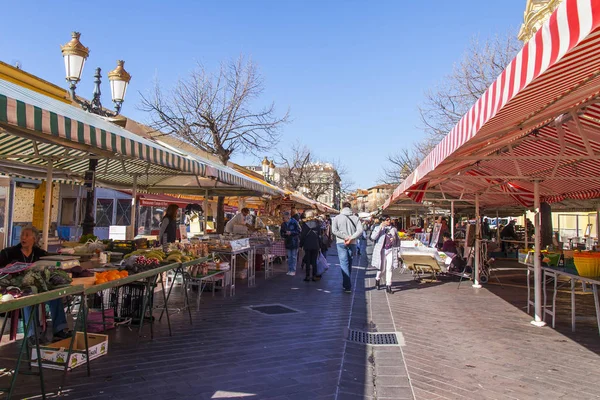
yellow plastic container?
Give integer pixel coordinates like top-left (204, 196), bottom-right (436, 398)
top-left (573, 253), bottom-right (600, 278)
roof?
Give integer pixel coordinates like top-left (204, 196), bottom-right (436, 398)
top-left (385, 0), bottom-right (600, 212)
top-left (0, 75), bottom-right (282, 197)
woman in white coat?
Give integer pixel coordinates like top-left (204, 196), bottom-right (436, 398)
top-left (370, 215), bottom-right (400, 293)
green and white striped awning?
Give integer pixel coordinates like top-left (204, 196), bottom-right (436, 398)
top-left (0, 77), bottom-right (281, 197)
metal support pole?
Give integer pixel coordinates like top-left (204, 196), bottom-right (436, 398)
top-left (450, 200), bottom-right (455, 239)
top-left (42, 161), bottom-right (53, 250)
top-left (473, 194), bottom-right (481, 288)
top-left (129, 174), bottom-right (137, 240)
top-left (203, 190), bottom-right (209, 233)
top-left (532, 180), bottom-right (546, 327)
top-left (496, 210), bottom-right (500, 242)
top-left (82, 159), bottom-right (98, 236)
top-left (596, 204), bottom-right (600, 244)
top-left (524, 211), bottom-right (528, 250)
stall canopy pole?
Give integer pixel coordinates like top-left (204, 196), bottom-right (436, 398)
top-left (524, 211), bottom-right (528, 250)
top-left (129, 174), bottom-right (137, 240)
top-left (596, 204), bottom-right (600, 243)
top-left (42, 160), bottom-right (53, 251)
top-left (473, 193), bottom-right (481, 288)
top-left (450, 200), bottom-right (455, 239)
top-left (532, 180), bottom-right (546, 327)
top-left (496, 210), bottom-right (500, 242)
top-left (203, 190), bottom-right (209, 233)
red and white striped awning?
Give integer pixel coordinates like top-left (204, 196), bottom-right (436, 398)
top-left (385, 0), bottom-right (600, 211)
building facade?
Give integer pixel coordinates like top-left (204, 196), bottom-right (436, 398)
top-left (518, 0), bottom-right (564, 42)
top-left (367, 184), bottom-right (394, 212)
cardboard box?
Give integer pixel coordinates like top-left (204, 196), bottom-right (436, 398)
top-left (30, 332), bottom-right (108, 370)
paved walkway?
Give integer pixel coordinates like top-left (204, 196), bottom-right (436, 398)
top-left (3, 241), bottom-right (600, 399)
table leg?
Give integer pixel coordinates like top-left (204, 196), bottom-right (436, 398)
top-left (571, 279), bottom-right (576, 333)
top-left (159, 269), bottom-right (177, 322)
top-left (231, 256), bottom-right (236, 297)
top-left (543, 270), bottom-right (547, 322)
top-left (8, 308), bottom-right (42, 400)
top-left (552, 272), bottom-right (557, 328)
top-left (181, 268), bottom-right (193, 324)
top-left (527, 267), bottom-right (531, 314)
top-left (138, 278), bottom-right (152, 337)
top-left (158, 273), bottom-right (172, 337)
top-left (593, 284), bottom-right (600, 336)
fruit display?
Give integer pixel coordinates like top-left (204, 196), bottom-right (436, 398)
top-left (95, 270), bottom-right (129, 284)
top-left (164, 250), bottom-right (193, 264)
top-left (123, 256), bottom-right (161, 274)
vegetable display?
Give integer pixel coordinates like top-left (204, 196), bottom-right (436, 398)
top-left (0, 266), bottom-right (73, 295)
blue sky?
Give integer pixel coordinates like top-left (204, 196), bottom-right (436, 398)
top-left (0, 0), bottom-right (525, 189)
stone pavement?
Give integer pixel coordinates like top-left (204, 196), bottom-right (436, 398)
top-left (3, 241), bottom-right (600, 399)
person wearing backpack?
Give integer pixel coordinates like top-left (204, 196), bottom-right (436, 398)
top-left (280, 211), bottom-right (301, 276)
top-left (332, 202), bottom-right (363, 293)
top-left (299, 210), bottom-right (322, 282)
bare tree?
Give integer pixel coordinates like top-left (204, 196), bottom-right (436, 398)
top-left (419, 32), bottom-right (521, 142)
top-left (381, 31), bottom-right (521, 186)
top-left (140, 56), bottom-right (289, 232)
top-left (379, 140), bottom-right (436, 185)
top-left (276, 143), bottom-right (351, 208)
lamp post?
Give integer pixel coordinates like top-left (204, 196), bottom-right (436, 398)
top-left (61, 32), bottom-right (132, 117)
top-left (261, 157), bottom-right (269, 181)
top-left (268, 160), bottom-right (275, 182)
top-left (60, 32), bottom-right (132, 236)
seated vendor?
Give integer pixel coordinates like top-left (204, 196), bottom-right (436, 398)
top-left (224, 208), bottom-right (251, 233)
top-left (0, 226), bottom-right (71, 343)
top-left (441, 232), bottom-right (458, 255)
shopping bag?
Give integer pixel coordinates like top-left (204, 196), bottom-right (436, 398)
top-left (317, 252), bottom-right (329, 276)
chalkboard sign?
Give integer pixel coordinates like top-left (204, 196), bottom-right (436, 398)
top-left (429, 223), bottom-right (442, 248)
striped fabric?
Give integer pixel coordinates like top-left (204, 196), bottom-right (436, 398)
top-left (0, 78), bottom-right (282, 196)
top-left (386, 0), bottom-right (600, 210)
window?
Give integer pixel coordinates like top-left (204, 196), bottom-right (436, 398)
top-left (116, 199), bottom-right (131, 225)
top-left (95, 199), bottom-right (114, 227)
top-left (60, 198), bottom-right (78, 226)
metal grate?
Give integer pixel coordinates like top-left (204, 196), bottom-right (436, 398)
top-left (347, 330), bottom-right (399, 346)
top-left (248, 305), bottom-right (298, 315)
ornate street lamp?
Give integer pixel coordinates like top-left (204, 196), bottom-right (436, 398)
top-left (268, 160), bottom-right (275, 182)
top-left (61, 32), bottom-right (132, 117)
top-left (61, 32), bottom-right (132, 235)
top-left (261, 156), bottom-right (270, 181)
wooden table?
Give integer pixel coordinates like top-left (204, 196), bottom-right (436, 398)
top-left (0, 284), bottom-right (85, 400)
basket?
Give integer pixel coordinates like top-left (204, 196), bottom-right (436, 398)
top-left (573, 253), bottom-right (600, 278)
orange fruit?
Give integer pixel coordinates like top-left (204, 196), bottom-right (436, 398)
top-left (95, 278), bottom-right (107, 284)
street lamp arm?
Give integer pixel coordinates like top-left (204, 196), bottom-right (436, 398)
top-left (69, 67), bottom-right (120, 117)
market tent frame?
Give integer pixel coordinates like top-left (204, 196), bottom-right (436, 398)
top-left (0, 77), bottom-right (285, 243)
top-left (383, 0), bottom-right (600, 327)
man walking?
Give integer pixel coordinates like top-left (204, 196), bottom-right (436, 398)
top-left (332, 202), bottom-right (363, 293)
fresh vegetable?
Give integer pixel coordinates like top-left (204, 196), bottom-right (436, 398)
top-left (79, 234), bottom-right (98, 244)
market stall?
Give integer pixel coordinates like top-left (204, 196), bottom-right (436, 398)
top-left (383, 0), bottom-right (600, 330)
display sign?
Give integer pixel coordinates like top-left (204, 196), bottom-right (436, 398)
top-left (109, 225), bottom-right (127, 240)
top-left (179, 225), bottom-right (189, 243)
top-left (429, 223), bottom-right (442, 248)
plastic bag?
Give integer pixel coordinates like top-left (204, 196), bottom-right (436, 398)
top-left (317, 252), bottom-right (329, 276)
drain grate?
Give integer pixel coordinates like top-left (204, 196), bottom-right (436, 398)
top-left (347, 330), bottom-right (399, 345)
top-left (247, 304), bottom-right (299, 315)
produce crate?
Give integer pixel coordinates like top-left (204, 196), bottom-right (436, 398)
top-left (30, 332), bottom-right (108, 370)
